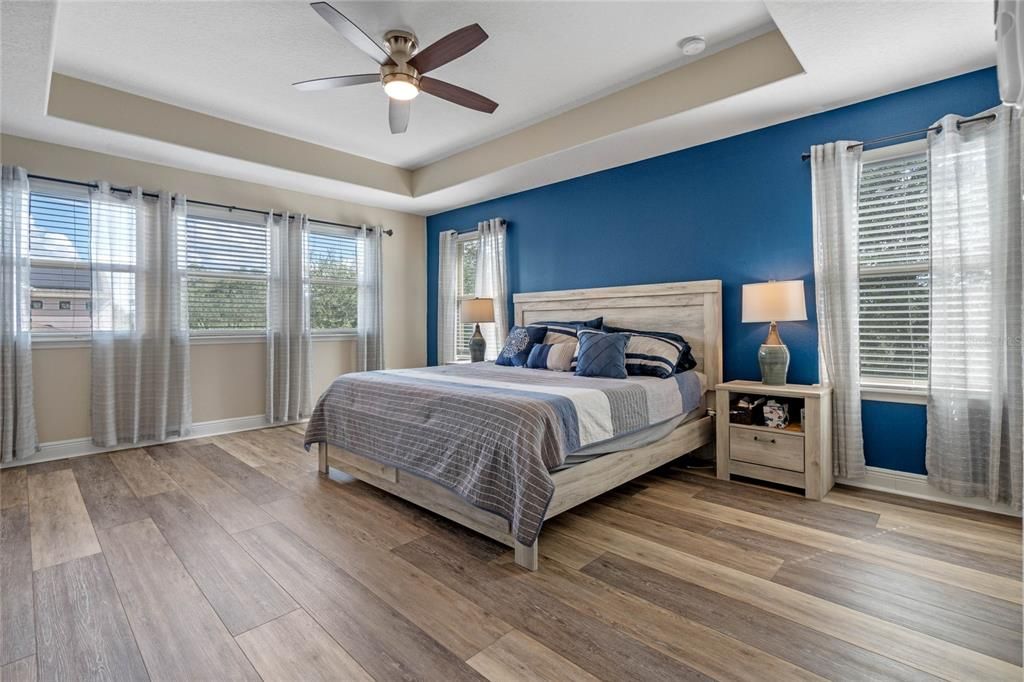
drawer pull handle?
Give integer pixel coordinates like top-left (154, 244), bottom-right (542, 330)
top-left (753, 436), bottom-right (777, 444)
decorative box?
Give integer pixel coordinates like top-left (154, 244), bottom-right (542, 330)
top-left (763, 399), bottom-right (790, 429)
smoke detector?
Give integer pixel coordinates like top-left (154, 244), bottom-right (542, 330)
top-left (679, 36), bottom-right (707, 56)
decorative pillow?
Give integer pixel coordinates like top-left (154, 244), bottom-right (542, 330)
top-left (622, 333), bottom-right (686, 379)
top-left (602, 324), bottom-right (697, 372)
top-left (574, 330), bottom-right (629, 379)
top-left (526, 342), bottom-right (576, 371)
top-left (534, 317), bottom-right (603, 345)
top-left (495, 325), bottom-right (547, 367)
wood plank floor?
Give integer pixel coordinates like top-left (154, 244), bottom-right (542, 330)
top-left (0, 425), bottom-right (1020, 681)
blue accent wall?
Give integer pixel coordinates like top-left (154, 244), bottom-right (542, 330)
top-left (426, 67), bottom-right (999, 474)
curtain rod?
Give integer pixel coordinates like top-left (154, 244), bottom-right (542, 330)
top-left (24, 173), bottom-right (394, 236)
top-left (799, 113), bottom-right (997, 161)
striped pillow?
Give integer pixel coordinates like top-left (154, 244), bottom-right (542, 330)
top-left (533, 317), bottom-right (603, 345)
top-left (526, 342), bottom-right (576, 371)
top-left (603, 324), bottom-right (696, 373)
top-left (623, 332), bottom-right (686, 379)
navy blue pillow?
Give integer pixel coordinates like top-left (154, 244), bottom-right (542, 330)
top-left (574, 330), bottom-right (629, 379)
top-left (496, 325), bottom-right (547, 367)
top-left (602, 324), bottom-right (697, 372)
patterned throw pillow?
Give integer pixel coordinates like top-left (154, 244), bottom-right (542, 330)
top-left (602, 324), bottom-right (697, 372)
top-left (495, 325), bottom-right (548, 367)
top-left (534, 317), bottom-right (603, 345)
top-left (526, 342), bottom-right (576, 371)
top-left (574, 330), bottom-right (629, 379)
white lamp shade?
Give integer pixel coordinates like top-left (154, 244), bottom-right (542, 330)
top-left (460, 297), bottom-right (495, 324)
top-left (742, 281), bottom-right (807, 323)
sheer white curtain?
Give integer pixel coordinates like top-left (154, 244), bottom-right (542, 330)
top-left (357, 225), bottom-right (384, 371)
top-left (926, 106), bottom-right (1023, 509)
top-left (91, 185), bottom-right (190, 447)
top-left (267, 212), bottom-right (311, 423)
top-left (437, 230), bottom-right (458, 364)
top-left (1, 166), bottom-right (37, 462)
top-left (475, 218), bottom-right (509, 360)
top-left (810, 141), bottom-right (866, 479)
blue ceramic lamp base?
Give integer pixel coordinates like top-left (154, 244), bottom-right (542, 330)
top-left (469, 323), bottom-right (486, 363)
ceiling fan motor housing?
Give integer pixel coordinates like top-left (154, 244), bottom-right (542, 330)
top-left (382, 30), bottom-right (421, 90)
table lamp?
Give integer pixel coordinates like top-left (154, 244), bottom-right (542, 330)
top-left (460, 297), bottom-right (494, 362)
top-left (741, 280), bottom-right (807, 385)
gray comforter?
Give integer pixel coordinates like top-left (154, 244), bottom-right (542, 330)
top-left (305, 362), bottom-right (703, 546)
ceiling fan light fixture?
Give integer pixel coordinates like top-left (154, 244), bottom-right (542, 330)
top-left (382, 72), bottom-right (420, 100)
top-left (294, 4), bottom-right (497, 133)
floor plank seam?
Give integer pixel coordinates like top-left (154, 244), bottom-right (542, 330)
top-left (95, 550), bottom-right (154, 682)
top-left (77, 463), bottom-right (150, 682)
top-left (781, 524), bottom-right (911, 568)
top-left (227, 522), bottom-right (370, 672)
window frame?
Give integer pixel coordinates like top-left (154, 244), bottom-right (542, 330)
top-left (453, 230), bottom-right (480, 363)
top-left (307, 223), bottom-right (360, 339)
top-left (857, 138), bottom-right (929, 405)
top-left (184, 206), bottom-right (269, 339)
top-left (28, 181), bottom-right (95, 347)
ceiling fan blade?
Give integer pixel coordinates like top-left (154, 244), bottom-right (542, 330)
top-left (408, 23), bottom-right (488, 74)
top-left (389, 98), bottom-right (411, 134)
top-left (419, 77), bottom-right (498, 114)
top-left (310, 2), bottom-right (393, 65)
top-left (292, 73), bottom-right (381, 91)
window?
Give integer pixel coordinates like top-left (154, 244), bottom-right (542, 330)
top-left (455, 232), bottom-right (479, 360)
top-left (26, 179), bottom-right (364, 340)
top-left (185, 208), bottom-right (267, 333)
top-left (857, 142), bottom-right (930, 390)
top-left (27, 181), bottom-right (92, 336)
top-left (308, 226), bottom-right (359, 333)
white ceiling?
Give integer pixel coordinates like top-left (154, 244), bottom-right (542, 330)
top-left (0, 0), bottom-right (998, 216)
top-left (52, 0), bottom-right (772, 169)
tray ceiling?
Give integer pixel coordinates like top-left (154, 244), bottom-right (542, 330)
top-left (52, 0), bottom-right (772, 169)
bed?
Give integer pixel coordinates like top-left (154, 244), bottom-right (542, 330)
top-left (306, 280), bottom-right (723, 570)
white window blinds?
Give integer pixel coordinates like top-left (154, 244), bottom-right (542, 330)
top-left (857, 149), bottom-right (930, 386)
top-left (27, 181), bottom-right (92, 334)
top-left (308, 226), bottom-right (359, 331)
top-left (185, 208), bottom-right (267, 332)
top-left (455, 236), bottom-right (479, 360)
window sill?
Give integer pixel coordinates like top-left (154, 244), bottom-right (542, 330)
top-left (32, 335), bottom-right (91, 349)
top-left (312, 332), bottom-right (357, 342)
top-left (860, 384), bottom-right (927, 405)
top-left (190, 333), bottom-right (265, 345)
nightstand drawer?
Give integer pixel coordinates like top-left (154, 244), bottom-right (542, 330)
top-left (729, 426), bottom-right (804, 472)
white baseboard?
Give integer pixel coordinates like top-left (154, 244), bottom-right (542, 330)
top-left (2, 415), bottom-right (302, 469)
top-left (837, 466), bottom-right (1020, 518)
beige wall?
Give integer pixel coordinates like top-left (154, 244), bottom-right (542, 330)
top-left (31, 340), bottom-right (356, 443)
top-left (2, 134), bottom-right (426, 443)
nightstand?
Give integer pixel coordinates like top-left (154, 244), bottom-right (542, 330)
top-left (715, 380), bottom-right (833, 500)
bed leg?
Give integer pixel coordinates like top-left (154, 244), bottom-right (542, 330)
top-left (317, 442), bottom-right (328, 474)
top-left (514, 540), bottom-right (539, 571)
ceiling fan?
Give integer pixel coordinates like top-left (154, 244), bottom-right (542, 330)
top-left (293, 2), bottom-right (499, 134)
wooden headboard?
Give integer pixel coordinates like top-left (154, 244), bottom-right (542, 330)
top-left (513, 280), bottom-right (723, 388)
